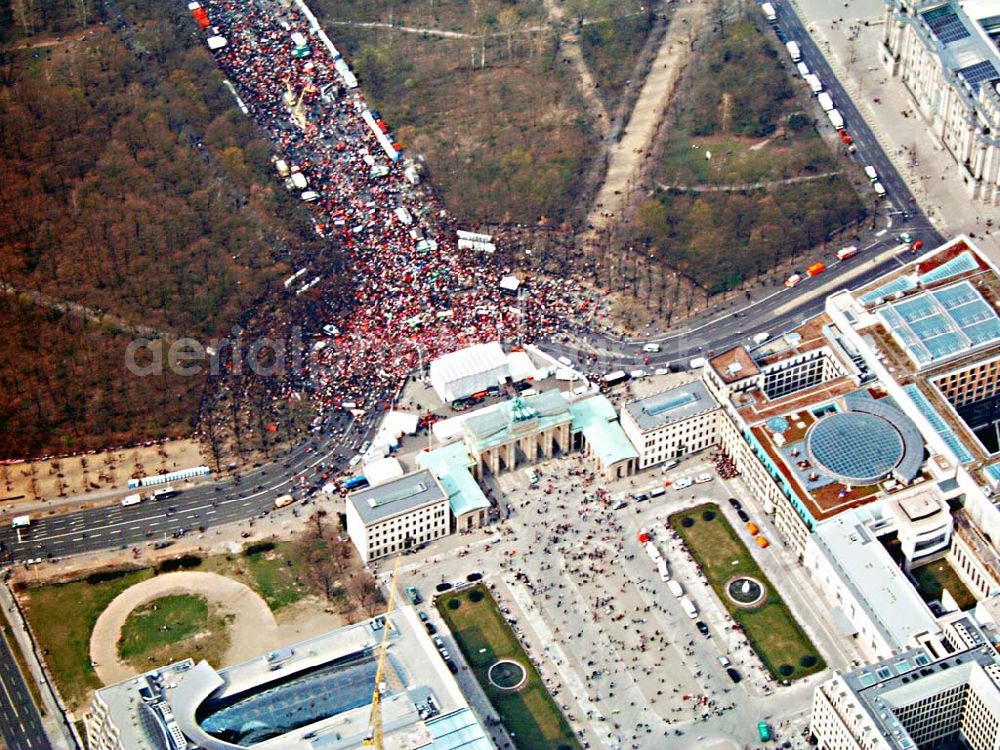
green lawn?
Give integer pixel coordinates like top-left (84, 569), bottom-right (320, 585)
top-left (912, 560), bottom-right (978, 612)
top-left (201, 541), bottom-right (310, 610)
top-left (669, 504), bottom-right (824, 681)
top-left (118, 594), bottom-right (209, 660)
top-left (21, 568), bottom-right (153, 710)
top-left (438, 585), bottom-right (579, 750)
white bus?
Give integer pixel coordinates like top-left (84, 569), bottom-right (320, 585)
top-left (11, 515), bottom-right (30, 529)
top-left (152, 486), bottom-right (180, 501)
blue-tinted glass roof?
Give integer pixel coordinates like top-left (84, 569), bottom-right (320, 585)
top-left (806, 412), bottom-right (903, 485)
top-left (903, 384), bottom-right (973, 464)
top-left (985, 464), bottom-right (1000, 483)
top-left (878, 281), bottom-right (1000, 367)
top-left (917, 251), bottom-right (978, 285)
top-left (860, 276), bottom-right (916, 305)
top-left (922, 5), bottom-right (971, 44)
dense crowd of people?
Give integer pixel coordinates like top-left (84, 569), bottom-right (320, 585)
top-left (197, 0), bottom-right (598, 412)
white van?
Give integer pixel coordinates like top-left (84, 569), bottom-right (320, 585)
top-left (661, 459), bottom-right (679, 472)
top-left (667, 580), bottom-right (684, 598)
top-left (694, 473), bottom-right (714, 484)
top-left (557, 355), bottom-right (573, 367)
top-left (873, 181), bottom-right (886, 197)
top-left (796, 62), bottom-right (810, 77)
top-left (689, 357), bottom-right (707, 370)
top-left (642, 343), bottom-right (661, 353)
top-left (864, 165), bottom-right (878, 182)
top-left (817, 92), bottom-right (834, 112)
top-left (657, 559), bottom-right (670, 582)
top-left (752, 332), bottom-right (771, 345)
top-left (785, 41), bottom-right (801, 62)
top-left (680, 595), bottom-right (699, 619)
top-left (121, 493), bottom-right (142, 507)
top-left (803, 74), bottom-right (822, 94)
top-left (525, 468), bottom-right (539, 485)
top-left (300, 190), bottom-right (319, 202)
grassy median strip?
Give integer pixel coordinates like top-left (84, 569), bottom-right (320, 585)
top-left (669, 503), bottom-right (824, 681)
top-left (437, 585), bottom-right (579, 750)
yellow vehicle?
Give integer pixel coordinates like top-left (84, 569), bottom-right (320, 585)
top-left (274, 494), bottom-right (295, 509)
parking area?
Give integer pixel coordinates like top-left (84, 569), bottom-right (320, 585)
top-left (387, 448), bottom-right (833, 749)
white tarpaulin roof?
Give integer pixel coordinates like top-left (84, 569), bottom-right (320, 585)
top-left (429, 342), bottom-right (509, 403)
top-left (505, 351), bottom-right (536, 382)
top-left (499, 275), bottom-right (520, 292)
top-left (363, 457), bottom-right (405, 486)
top-left (379, 410), bottom-right (419, 438)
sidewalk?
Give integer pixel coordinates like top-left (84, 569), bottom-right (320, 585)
top-left (791, 0), bottom-right (1000, 261)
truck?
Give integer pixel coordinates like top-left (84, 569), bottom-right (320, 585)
top-left (827, 108), bottom-right (845, 130)
top-left (817, 91), bottom-right (834, 112)
top-left (760, 2), bottom-right (777, 22)
top-left (806, 262), bottom-right (826, 278)
top-left (785, 41), bottom-right (801, 62)
top-left (837, 245), bottom-right (859, 261)
top-left (11, 515), bottom-right (30, 529)
top-left (803, 74), bottom-right (822, 93)
top-left (290, 31), bottom-right (311, 58)
top-left (602, 370), bottom-right (628, 387)
top-left (679, 595), bottom-right (699, 619)
top-left (689, 357), bottom-right (707, 370)
top-left (274, 494), bottom-right (295, 509)
top-left (121, 493), bottom-right (142, 507)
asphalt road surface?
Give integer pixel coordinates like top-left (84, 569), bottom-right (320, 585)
top-left (0, 632), bottom-right (47, 750)
top-left (0, 1), bottom-right (944, 563)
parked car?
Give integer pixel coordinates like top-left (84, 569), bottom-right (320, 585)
top-left (673, 477), bottom-right (693, 490)
top-left (737, 509), bottom-right (750, 523)
top-left (728, 498), bottom-right (743, 510)
top-left (696, 620), bottom-right (710, 637)
top-left (693, 473), bottom-right (713, 484)
top-left (406, 586), bottom-right (421, 605)
top-left (726, 667), bottom-right (743, 683)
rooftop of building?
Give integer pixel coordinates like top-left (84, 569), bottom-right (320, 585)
top-left (840, 237), bottom-right (1000, 484)
top-left (836, 638), bottom-right (1000, 750)
top-left (909, 0), bottom-right (1000, 99)
top-left (93, 608), bottom-right (478, 750)
top-left (415, 441), bottom-right (490, 518)
top-left (568, 395), bottom-right (639, 467)
top-left (462, 389), bottom-right (572, 453)
top-left (622, 380), bottom-right (720, 432)
top-left (813, 509), bottom-right (941, 652)
top-left (347, 469), bottom-right (447, 525)
top-left (708, 347), bottom-right (759, 384)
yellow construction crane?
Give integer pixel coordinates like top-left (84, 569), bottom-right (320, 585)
top-left (291, 83), bottom-right (316, 129)
top-left (363, 559), bottom-right (400, 750)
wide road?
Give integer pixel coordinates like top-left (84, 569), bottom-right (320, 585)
top-left (0, 0), bottom-right (943, 563)
top-left (0, 632), bottom-right (47, 750)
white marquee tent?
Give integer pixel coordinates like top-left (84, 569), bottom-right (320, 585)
top-left (429, 342), bottom-right (509, 403)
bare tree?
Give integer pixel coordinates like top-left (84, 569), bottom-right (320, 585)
top-left (348, 574), bottom-right (384, 617)
top-left (11, 0), bottom-right (36, 37)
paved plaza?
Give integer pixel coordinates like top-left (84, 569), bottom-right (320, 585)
top-left (382, 447), bottom-right (869, 749)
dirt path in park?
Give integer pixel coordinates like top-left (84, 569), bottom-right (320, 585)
top-left (583, 0), bottom-right (712, 246)
top-left (90, 572), bottom-right (277, 686)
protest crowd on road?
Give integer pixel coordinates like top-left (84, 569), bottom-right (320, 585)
top-left (196, 0), bottom-right (600, 414)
